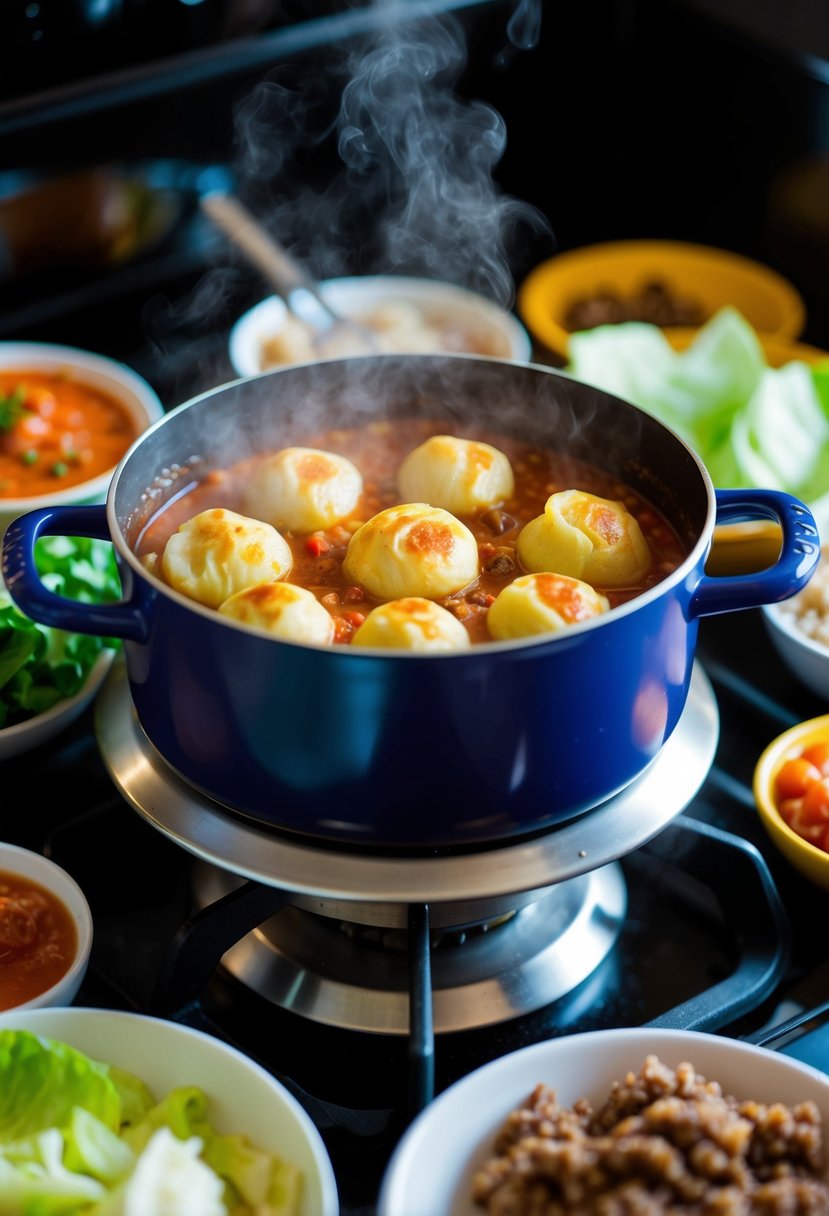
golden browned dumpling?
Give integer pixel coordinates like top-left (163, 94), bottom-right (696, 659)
top-left (218, 582), bottom-right (334, 645)
top-left (161, 507), bottom-right (292, 609)
top-left (243, 446), bottom-right (363, 533)
top-left (516, 490), bottom-right (651, 586)
top-left (343, 503), bottom-right (479, 600)
top-left (352, 597), bottom-right (470, 651)
top-left (487, 572), bottom-right (610, 640)
top-left (397, 434), bottom-right (514, 515)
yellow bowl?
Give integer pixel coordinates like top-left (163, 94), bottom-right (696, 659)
top-left (517, 239), bottom-right (807, 359)
top-left (754, 715), bottom-right (829, 891)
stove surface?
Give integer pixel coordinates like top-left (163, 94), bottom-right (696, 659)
top-left (0, 1), bottom-right (828, 1208)
top-left (4, 608), bottom-right (829, 1214)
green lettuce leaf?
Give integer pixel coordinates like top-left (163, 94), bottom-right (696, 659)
top-left (204, 1132), bottom-right (303, 1215)
top-left (91, 1128), bottom-right (227, 1216)
top-left (0, 1030), bottom-right (303, 1216)
top-left (0, 1031), bottom-right (121, 1142)
top-left (0, 1129), bottom-right (107, 1213)
top-left (0, 535), bottom-right (121, 728)
top-left (62, 1108), bottom-right (135, 1186)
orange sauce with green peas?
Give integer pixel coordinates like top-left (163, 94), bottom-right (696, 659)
top-left (0, 870), bottom-right (77, 1009)
top-left (774, 740), bottom-right (829, 852)
top-left (0, 371), bottom-right (138, 498)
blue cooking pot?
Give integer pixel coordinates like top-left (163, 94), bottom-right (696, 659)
top-left (1, 355), bottom-right (819, 848)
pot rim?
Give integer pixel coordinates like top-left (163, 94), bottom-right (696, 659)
top-left (106, 352), bottom-right (717, 658)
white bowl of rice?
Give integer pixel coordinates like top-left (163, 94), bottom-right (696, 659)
top-left (228, 274), bottom-right (533, 376)
top-left (763, 544), bottom-right (829, 701)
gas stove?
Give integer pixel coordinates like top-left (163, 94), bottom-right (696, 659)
top-left (1, 4), bottom-right (829, 1211)
top-left (5, 606), bottom-right (829, 1215)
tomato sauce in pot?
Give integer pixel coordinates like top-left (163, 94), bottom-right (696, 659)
top-left (0, 870), bottom-right (77, 1009)
top-left (0, 370), bottom-right (138, 498)
top-left (136, 417), bottom-right (688, 646)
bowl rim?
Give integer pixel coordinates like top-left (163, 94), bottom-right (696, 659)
top-left (753, 712), bottom-right (829, 867)
top-left (762, 598), bottom-right (829, 662)
top-left (0, 342), bottom-right (164, 515)
top-left (378, 1024), bottom-right (829, 1216)
top-left (0, 841), bottom-right (93, 1010)
top-left (228, 273), bottom-right (533, 376)
top-left (517, 238), bottom-right (808, 356)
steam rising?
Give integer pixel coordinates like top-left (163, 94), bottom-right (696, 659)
top-left (144, 2), bottom-right (548, 406)
top-left (231, 4), bottom-right (548, 306)
top-left (331, 15), bottom-right (545, 304)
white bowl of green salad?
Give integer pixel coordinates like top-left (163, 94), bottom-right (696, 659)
top-left (0, 1006), bottom-right (339, 1216)
top-left (0, 535), bottom-right (122, 759)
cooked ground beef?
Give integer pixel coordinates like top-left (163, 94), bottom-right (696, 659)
top-left (471, 1055), bottom-right (829, 1215)
top-left (563, 280), bottom-right (707, 332)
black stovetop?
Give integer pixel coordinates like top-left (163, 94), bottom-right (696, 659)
top-left (0, 1), bottom-right (828, 1208)
top-left (4, 579), bottom-right (829, 1215)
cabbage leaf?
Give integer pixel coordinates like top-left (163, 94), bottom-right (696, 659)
top-left (565, 306), bottom-right (829, 513)
top-left (0, 1029), bottom-right (303, 1216)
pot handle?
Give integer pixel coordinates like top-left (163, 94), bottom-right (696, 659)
top-left (1, 505), bottom-right (151, 643)
top-left (689, 488), bottom-right (820, 620)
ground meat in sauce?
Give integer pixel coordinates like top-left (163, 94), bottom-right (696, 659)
top-left (136, 418), bottom-right (688, 647)
top-left (564, 280), bottom-right (708, 332)
top-left (471, 1056), bottom-right (829, 1215)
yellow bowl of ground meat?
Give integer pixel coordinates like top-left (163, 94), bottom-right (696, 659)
top-left (378, 1027), bottom-right (829, 1216)
top-left (517, 240), bottom-right (807, 360)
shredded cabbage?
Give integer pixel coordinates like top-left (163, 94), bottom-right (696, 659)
top-left (0, 1030), bottom-right (303, 1216)
top-left (565, 306), bottom-right (829, 513)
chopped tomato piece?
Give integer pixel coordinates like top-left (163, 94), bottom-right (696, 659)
top-left (787, 807), bottom-right (826, 845)
top-left (801, 779), bottom-right (829, 825)
top-left (800, 742), bottom-right (829, 777)
top-left (777, 798), bottom-right (801, 826)
top-left (305, 534), bottom-right (332, 557)
top-left (333, 617), bottom-right (354, 644)
top-left (775, 757), bottom-right (821, 802)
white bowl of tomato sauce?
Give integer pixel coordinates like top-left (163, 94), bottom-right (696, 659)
top-left (0, 341), bottom-right (164, 538)
top-left (0, 841), bottom-right (92, 1011)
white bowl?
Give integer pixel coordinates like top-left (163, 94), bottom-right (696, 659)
top-left (0, 1006), bottom-right (339, 1215)
top-left (762, 546), bottom-right (829, 702)
top-left (228, 274), bottom-right (533, 376)
top-left (763, 602), bottom-right (829, 701)
top-left (378, 1026), bottom-right (829, 1216)
top-left (0, 647), bottom-right (115, 761)
top-left (0, 341), bottom-right (164, 538)
top-left (0, 842), bottom-right (93, 1009)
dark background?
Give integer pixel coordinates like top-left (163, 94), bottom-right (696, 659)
top-left (0, 0), bottom-right (827, 405)
top-left (2, 6), bottom-right (829, 1212)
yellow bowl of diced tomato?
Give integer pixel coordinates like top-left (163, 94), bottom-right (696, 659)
top-left (754, 716), bottom-right (829, 890)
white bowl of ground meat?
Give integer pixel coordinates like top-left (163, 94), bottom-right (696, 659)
top-left (378, 1027), bottom-right (829, 1216)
